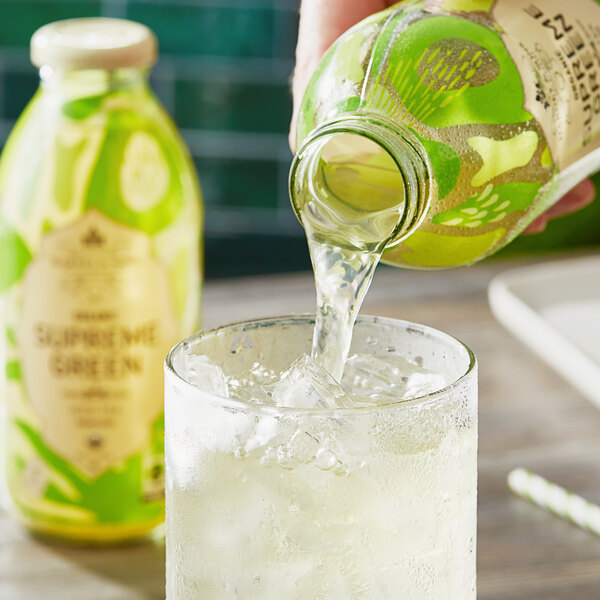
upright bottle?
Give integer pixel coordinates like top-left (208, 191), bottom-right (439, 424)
top-left (0, 18), bottom-right (202, 542)
top-left (290, 0), bottom-right (600, 268)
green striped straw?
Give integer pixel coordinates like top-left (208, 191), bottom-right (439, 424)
top-left (507, 468), bottom-right (600, 537)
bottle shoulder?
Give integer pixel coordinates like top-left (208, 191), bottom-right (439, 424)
top-left (0, 82), bottom-right (201, 242)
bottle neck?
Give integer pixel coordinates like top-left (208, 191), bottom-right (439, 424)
top-left (289, 114), bottom-right (432, 251)
top-left (39, 66), bottom-right (149, 100)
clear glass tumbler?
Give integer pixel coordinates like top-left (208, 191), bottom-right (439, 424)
top-left (165, 315), bottom-right (477, 599)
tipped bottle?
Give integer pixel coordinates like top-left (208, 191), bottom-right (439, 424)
top-left (290, 0), bottom-right (600, 268)
top-left (0, 18), bottom-right (202, 542)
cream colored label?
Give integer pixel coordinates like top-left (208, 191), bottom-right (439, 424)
top-left (494, 0), bottom-right (600, 169)
top-left (19, 211), bottom-right (178, 477)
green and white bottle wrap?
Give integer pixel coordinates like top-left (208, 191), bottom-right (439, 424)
top-left (293, 0), bottom-right (600, 268)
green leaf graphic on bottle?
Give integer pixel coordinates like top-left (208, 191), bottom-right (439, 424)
top-left (0, 221), bottom-right (32, 292)
top-left (433, 182), bottom-right (542, 228)
top-left (13, 420), bottom-right (163, 524)
top-left (385, 226), bottom-right (506, 268)
top-left (412, 132), bottom-right (460, 199)
top-left (84, 110), bottom-right (184, 235)
top-left (6, 361), bottom-right (22, 381)
top-left (62, 95), bottom-right (104, 120)
top-left (368, 16), bottom-right (531, 127)
top-left (441, 0), bottom-right (495, 12)
top-left (467, 131), bottom-right (539, 185)
top-left (5, 326), bottom-right (18, 346)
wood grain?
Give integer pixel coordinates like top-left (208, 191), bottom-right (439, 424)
top-left (2, 254), bottom-right (600, 599)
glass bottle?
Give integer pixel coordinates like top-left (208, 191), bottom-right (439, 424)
top-left (0, 18), bottom-right (202, 542)
top-left (290, 0), bottom-right (600, 268)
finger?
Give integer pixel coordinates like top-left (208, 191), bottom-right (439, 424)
top-left (290, 0), bottom-right (389, 150)
top-left (523, 178), bottom-right (595, 234)
top-left (523, 217), bottom-right (548, 234)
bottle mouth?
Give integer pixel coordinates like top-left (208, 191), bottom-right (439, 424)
top-left (290, 116), bottom-right (431, 252)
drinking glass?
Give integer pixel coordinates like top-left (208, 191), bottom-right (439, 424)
top-left (165, 315), bottom-right (477, 599)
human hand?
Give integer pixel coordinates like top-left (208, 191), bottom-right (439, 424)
top-left (290, 0), bottom-right (595, 231)
top-left (523, 178), bottom-right (595, 233)
top-left (290, 0), bottom-right (395, 150)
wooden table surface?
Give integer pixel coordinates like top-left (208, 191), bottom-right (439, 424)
top-left (2, 254), bottom-right (600, 599)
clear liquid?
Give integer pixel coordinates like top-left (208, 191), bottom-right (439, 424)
top-left (166, 362), bottom-right (477, 599)
top-left (300, 133), bottom-right (408, 381)
top-left (307, 226), bottom-right (382, 382)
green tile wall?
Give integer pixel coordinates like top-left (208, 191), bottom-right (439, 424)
top-left (127, 3), bottom-right (278, 57)
top-left (196, 157), bottom-right (280, 210)
top-left (0, 1), bottom-right (100, 46)
top-left (0, 0), bottom-right (306, 278)
top-left (3, 71), bottom-right (38, 119)
top-left (175, 78), bottom-right (291, 133)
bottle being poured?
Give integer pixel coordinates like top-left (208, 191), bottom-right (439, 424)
top-left (291, 0), bottom-right (600, 274)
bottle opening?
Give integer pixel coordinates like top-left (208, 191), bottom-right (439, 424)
top-left (293, 132), bottom-right (409, 251)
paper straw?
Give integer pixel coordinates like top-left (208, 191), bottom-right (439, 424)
top-left (507, 468), bottom-right (600, 537)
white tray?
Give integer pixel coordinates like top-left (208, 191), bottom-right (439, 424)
top-left (488, 255), bottom-right (600, 409)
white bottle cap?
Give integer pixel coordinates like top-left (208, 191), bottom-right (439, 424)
top-left (31, 18), bottom-right (157, 70)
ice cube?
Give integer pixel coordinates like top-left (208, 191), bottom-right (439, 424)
top-left (225, 361), bottom-right (279, 405)
top-left (402, 370), bottom-right (447, 399)
top-left (264, 353), bottom-right (358, 409)
top-left (342, 354), bottom-right (446, 404)
top-left (184, 354), bottom-right (227, 396)
top-left (244, 414), bottom-right (297, 458)
top-left (226, 377), bottom-right (268, 404)
top-left (287, 429), bottom-right (321, 463)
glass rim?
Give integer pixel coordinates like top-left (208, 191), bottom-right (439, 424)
top-left (165, 314), bottom-right (477, 416)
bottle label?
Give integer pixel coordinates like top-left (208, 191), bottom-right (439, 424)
top-left (18, 210), bottom-right (178, 478)
top-left (493, 0), bottom-right (600, 169)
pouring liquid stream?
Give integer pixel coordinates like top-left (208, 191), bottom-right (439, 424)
top-left (306, 226), bottom-right (383, 382)
top-left (299, 133), bottom-right (409, 381)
